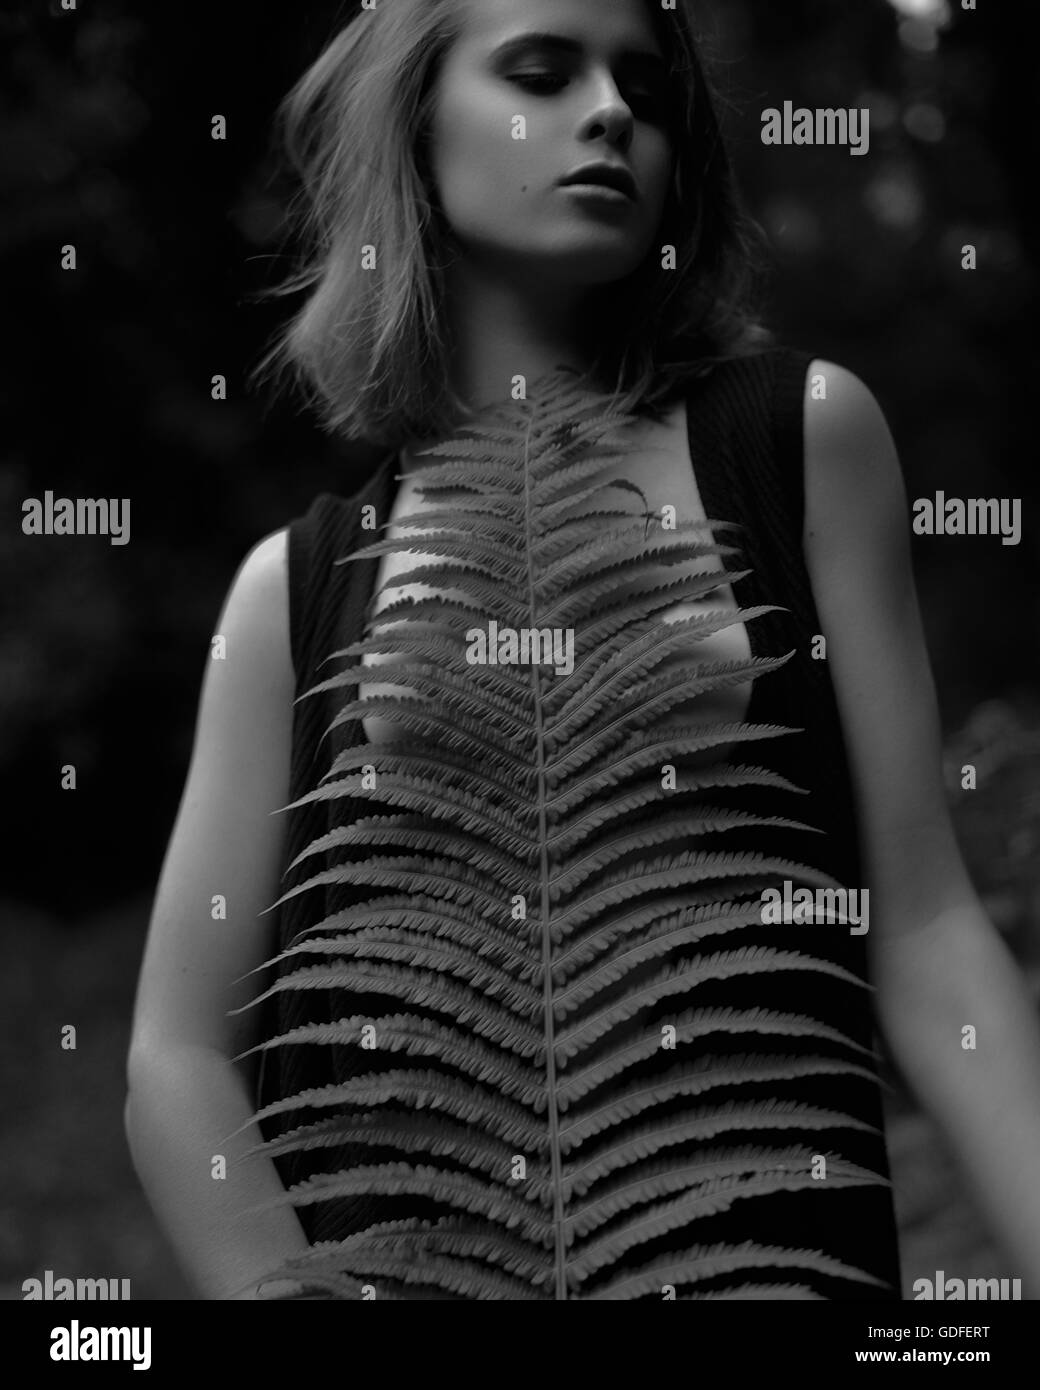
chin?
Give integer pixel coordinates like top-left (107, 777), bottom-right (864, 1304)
top-left (457, 233), bottom-right (649, 292)
top-left (544, 250), bottom-right (648, 286)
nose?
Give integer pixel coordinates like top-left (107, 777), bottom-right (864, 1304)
top-left (577, 71), bottom-right (635, 150)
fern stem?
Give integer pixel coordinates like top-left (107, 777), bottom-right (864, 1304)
top-left (523, 411), bottom-right (569, 1299)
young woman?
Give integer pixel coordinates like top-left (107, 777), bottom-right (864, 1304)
top-left (125, 0), bottom-right (1040, 1301)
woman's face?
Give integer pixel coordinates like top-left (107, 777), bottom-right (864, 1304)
top-left (424, 0), bottom-right (676, 291)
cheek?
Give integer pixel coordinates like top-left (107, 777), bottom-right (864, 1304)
top-left (430, 83), bottom-right (530, 209)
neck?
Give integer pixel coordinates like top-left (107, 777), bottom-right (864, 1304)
top-left (397, 258), bottom-right (618, 474)
top-left (444, 257), bottom-right (606, 411)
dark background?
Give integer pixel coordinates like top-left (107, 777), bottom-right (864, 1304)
top-left (2, 0), bottom-right (1038, 1298)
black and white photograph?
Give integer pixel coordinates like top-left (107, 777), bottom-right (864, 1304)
top-left (3, 0), bottom-right (1038, 1357)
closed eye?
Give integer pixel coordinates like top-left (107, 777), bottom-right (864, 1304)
top-left (509, 72), bottom-right (668, 122)
top-left (511, 72), bottom-right (567, 93)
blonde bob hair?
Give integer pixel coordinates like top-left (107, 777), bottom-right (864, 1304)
top-left (256, 0), bottom-right (774, 451)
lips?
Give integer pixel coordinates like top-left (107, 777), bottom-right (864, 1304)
top-left (559, 164), bottom-right (638, 201)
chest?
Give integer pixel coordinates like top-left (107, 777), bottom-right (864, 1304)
top-left (357, 398), bottom-right (753, 748)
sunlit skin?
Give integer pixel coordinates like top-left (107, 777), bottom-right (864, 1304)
top-left (421, 0), bottom-right (676, 417)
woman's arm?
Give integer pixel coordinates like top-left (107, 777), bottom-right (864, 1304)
top-left (124, 527), bottom-right (312, 1300)
top-left (802, 360), bottom-right (1040, 1296)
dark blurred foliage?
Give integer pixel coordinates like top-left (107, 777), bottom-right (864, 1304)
top-left (2, 0), bottom-right (1037, 913)
top-left (1, 0), bottom-right (1038, 1300)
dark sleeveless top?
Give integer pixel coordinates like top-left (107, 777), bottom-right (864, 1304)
top-left (256, 346), bottom-right (903, 1299)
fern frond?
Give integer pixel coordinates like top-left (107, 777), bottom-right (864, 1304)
top-left (235, 368), bottom-right (896, 1299)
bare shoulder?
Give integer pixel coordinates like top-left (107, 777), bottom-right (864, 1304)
top-left (233, 526), bottom-right (288, 602)
top-left (800, 358), bottom-right (905, 553)
top-left (219, 526), bottom-right (292, 673)
top-left (248, 525), bottom-right (288, 564)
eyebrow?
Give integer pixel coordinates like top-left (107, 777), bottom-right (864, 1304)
top-left (489, 31), bottom-right (668, 77)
